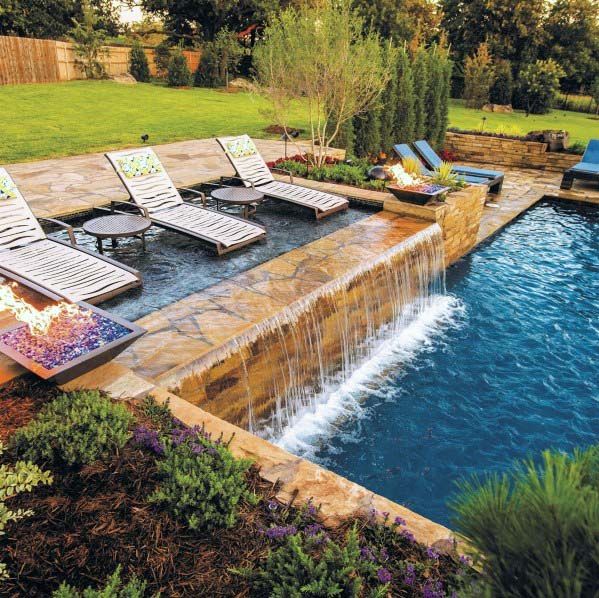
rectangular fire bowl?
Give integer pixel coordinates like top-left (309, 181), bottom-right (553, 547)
top-left (0, 303), bottom-right (145, 384)
top-left (387, 184), bottom-right (450, 205)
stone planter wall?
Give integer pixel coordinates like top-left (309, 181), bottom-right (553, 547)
top-left (384, 184), bottom-right (487, 266)
top-left (444, 132), bottom-right (580, 172)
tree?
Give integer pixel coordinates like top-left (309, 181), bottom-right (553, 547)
top-left (154, 40), bottom-right (172, 79)
top-left (167, 47), bottom-right (191, 86)
top-left (129, 40), bottom-right (151, 82)
top-left (0, 0), bottom-right (120, 40)
top-left (591, 78), bottom-right (599, 115)
top-left (540, 0), bottom-right (599, 93)
top-left (353, 109), bottom-right (381, 158)
top-left (379, 41), bottom-right (398, 154)
top-left (194, 27), bottom-right (244, 88)
top-left (393, 46), bottom-right (415, 145)
top-left (70, 0), bottom-right (106, 80)
top-left (411, 46), bottom-right (429, 140)
top-left (425, 45), bottom-right (445, 147)
top-left (437, 47), bottom-right (453, 147)
top-left (518, 59), bottom-right (565, 115)
top-left (140, 0), bottom-right (273, 43)
top-left (441, 0), bottom-right (546, 74)
top-left (463, 43), bottom-right (495, 108)
top-left (490, 59), bottom-right (514, 105)
top-left (253, 0), bottom-right (392, 167)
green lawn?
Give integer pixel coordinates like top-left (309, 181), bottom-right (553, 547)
top-left (1, 81), bottom-right (595, 164)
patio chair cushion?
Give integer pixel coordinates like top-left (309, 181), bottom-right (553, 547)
top-left (216, 135), bottom-right (275, 187)
top-left (116, 152), bottom-right (164, 178)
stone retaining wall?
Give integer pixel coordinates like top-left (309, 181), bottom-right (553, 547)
top-left (444, 132), bottom-right (580, 172)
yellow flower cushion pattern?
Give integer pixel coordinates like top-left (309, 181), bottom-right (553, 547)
top-left (226, 136), bottom-right (258, 159)
top-left (0, 176), bottom-right (18, 200)
top-left (117, 153), bottom-right (163, 178)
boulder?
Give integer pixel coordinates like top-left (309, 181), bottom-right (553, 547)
top-left (482, 103), bottom-right (513, 113)
top-left (228, 77), bottom-right (256, 92)
top-left (111, 73), bottom-right (137, 85)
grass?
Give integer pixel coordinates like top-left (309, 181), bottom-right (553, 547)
top-left (1, 81), bottom-right (596, 163)
top-left (448, 99), bottom-right (596, 146)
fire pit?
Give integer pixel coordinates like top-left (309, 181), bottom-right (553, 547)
top-left (387, 183), bottom-right (450, 205)
top-left (0, 283), bottom-right (144, 383)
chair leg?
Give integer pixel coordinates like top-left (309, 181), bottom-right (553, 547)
top-left (560, 172), bottom-right (574, 190)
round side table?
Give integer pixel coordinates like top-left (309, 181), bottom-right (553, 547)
top-left (211, 187), bottom-right (265, 219)
top-left (83, 214), bottom-right (152, 254)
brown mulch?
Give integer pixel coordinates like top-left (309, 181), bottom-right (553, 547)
top-left (2, 444), bottom-right (278, 597)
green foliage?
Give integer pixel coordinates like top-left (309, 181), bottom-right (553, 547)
top-left (10, 390), bottom-right (133, 467)
top-left (194, 27), bottom-right (244, 88)
top-left (394, 46), bottom-right (416, 145)
top-left (431, 162), bottom-right (466, 191)
top-left (401, 156), bottom-right (422, 176)
top-left (53, 565), bottom-right (148, 597)
top-left (70, 0), bottom-right (107, 80)
top-left (425, 45), bottom-right (445, 148)
top-left (0, 441), bottom-right (52, 580)
top-left (129, 40), bottom-right (150, 83)
top-left (153, 40), bottom-right (172, 79)
top-left (167, 48), bottom-right (191, 87)
top-left (463, 43), bottom-right (495, 109)
top-left (247, 526), bottom-right (383, 597)
top-left (379, 42), bottom-right (398, 155)
top-left (518, 59), bottom-right (565, 114)
top-left (590, 78), bottom-right (599, 115)
top-left (450, 445), bottom-right (599, 597)
top-left (412, 47), bottom-right (430, 140)
top-left (353, 109), bottom-right (381, 159)
top-left (490, 59), bottom-right (514, 105)
top-left (149, 428), bottom-right (254, 531)
top-left (334, 118), bottom-right (356, 155)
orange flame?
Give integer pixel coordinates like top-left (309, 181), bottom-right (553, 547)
top-left (0, 283), bottom-right (89, 336)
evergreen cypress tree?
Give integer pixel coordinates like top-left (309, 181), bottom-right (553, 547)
top-left (437, 50), bottom-right (453, 147)
top-left (167, 48), bottom-right (191, 87)
top-left (394, 46), bottom-right (416, 145)
top-left (333, 118), bottom-right (355, 156)
top-left (129, 40), bottom-right (150, 82)
top-left (352, 108), bottom-right (381, 158)
top-left (425, 46), bottom-right (443, 146)
top-left (412, 47), bottom-right (429, 140)
top-left (379, 42), bottom-right (398, 155)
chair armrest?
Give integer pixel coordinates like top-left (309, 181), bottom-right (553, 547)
top-left (179, 187), bottom-right (207, 206)
top-left (38, 217), bottom-right (77, 245)
top-left (271, 167), bottom-right (294, 183)
top-left (110, 200), bottom-right (149, 218)
top-left (219, 175), bottom-right (256, 189)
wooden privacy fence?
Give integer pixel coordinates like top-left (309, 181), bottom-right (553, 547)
top-left (0, 36), bottom-right (201, 85)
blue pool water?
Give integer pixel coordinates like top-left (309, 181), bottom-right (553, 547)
top-left (279, 199), bottom-right (599, 527)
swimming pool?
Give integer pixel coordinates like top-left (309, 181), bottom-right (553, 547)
top-left (275, 199), bottom-right (599, 527)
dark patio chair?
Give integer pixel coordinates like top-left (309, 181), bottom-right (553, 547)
top-left (560, 140), bottom-right (599, 190)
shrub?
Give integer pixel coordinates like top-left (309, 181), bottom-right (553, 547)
top-left (463, 43), bottom-right (494, 109)
top-left (425, 44), bottom-right (448, 148)
top-left (129, 40), bottom-right (150, 82)
top-left (412, 47), bottom-right (429, 140)
top-left (148, 426), bottom-right (254, 530)
top-left (431, 162), bottom-right (465, 192)
top-left (490, 59), bottom-right (513, 105)
top-left (153, 40), bottom-right (172, 79)
top-left (70, 0), bottom-right (106, 80)
top-left (0, 442), bottom-right (52, 580)
top-left (393, 46), bottom-right (415, 145)
top-left (590, 77), bottom-right (599, 115)
top-left (379, 42), bottom-right (398, 155)
top-left (450, 445), bottom-right (599, 597)
top-left (53, 565), bottom-right (147, 597)
top-left (246, 526), bottom-right (384, 597)
top-left (10, 390), bottom-right (133, 467)
top-left (353, 109), bottom-right (381, 158)
top-left (193, 28), bottom-right (244, 88)
top-left (401, 156), bottom-right (422, 177)
top-left (167, 48), bottom-right (191, 87)
top-left (518, 59), bottom-right (565, 115)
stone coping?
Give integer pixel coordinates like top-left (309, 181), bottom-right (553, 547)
top-left (62, 362), bottom-right (455, 548)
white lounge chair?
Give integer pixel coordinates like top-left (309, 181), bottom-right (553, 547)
top-left (216, 135), bottom-right (349, 219)
top-left (0, 168), bottom-right (141, 304)
top-left (106, 148), bottom-right (266, 255)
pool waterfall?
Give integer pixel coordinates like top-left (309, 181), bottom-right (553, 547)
top-left (175, 223), bottom-right (447, 438)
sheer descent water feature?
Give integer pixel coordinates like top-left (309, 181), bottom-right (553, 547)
top-left (173, 223), bottom-right (446, 435)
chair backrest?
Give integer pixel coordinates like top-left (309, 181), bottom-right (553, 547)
top-left (392, 144), bottom-right (431, 175)
top-left (216, 135), bottom-right (274, 187)
top-left (582, 139), bottom-right (599, 165)
top-left (413, 140), bottom-right (443, 169)
top-left (106, 148), bottom-right (183, 214)
top-left (0, 168), bottom-right (46, 250)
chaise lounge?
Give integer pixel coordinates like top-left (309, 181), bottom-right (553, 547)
top-left (216, 135), bottom-right (349, 219)
top-left (106, 148), bottom-right (266, 255)
top-left (0, 168), bottom-right (141, 304)
top-left (560, 139), bottom-right (599, 190)
top-left (393, 144), bottom-right (493, 186)
top-left (413, 139), bottom-right (504, 194)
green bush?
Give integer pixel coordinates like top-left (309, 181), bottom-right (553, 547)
top-left (379, 42), bottom-right (398, 155)
top-left (53, 566), bottom-right (148, 597)
top-left (518, 59), bottom-right (565, 115)
top-left (353, 109), bottom-right (381, 158)
top-left (193, 28), bottom-right (244, 88)
top-left (149, 427), bottom-right (254, 530)
top-left (490, 59), bottom-right (514, 105)
top-left (425, 45), bottom-right (447, 148)
top-left (167, 49), bottom-right (191, 87)
top-left (394, 46), bottom-right (415, 145)
top-left (153, 40), bottom-right (172, 79)
top-left (10, 390), bottom-right (133, 467)
top-left (463, 43), bottom-right (494, 109)
top-left (0, 441), bottom-right (52, 580)
top-left (412, 47), bottom-right (430, 140)
top-left (450, 445), bottom-right (599, 597)
top-left (129, 40), bottom-right (150, 83)
top-left (246, 526), bottom-right (384, 597)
